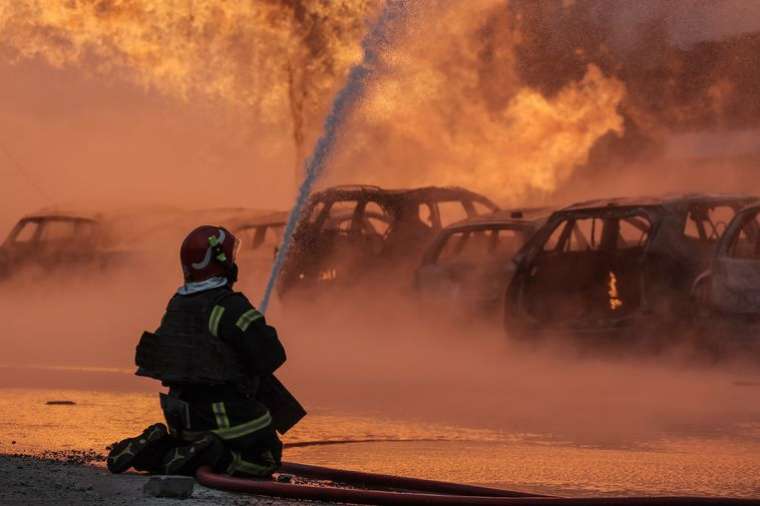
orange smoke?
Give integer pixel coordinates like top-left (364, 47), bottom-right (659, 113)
top-left (0, 0), bottom-right (374, 155)
top-left (0, 0), bottom-right (625, 206)
top-left (2, 0), bottom-right (759, 210)
top-left (324, 1), bottom-right (625, 204)
top-left (333, 62), bottom-right (624, 202)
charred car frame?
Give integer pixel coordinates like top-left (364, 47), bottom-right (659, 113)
top-left (694, 200), bottom-right (760, 320)
top-left (277, 185), bottom-right (499, 297)
top-left (415, 209), bottom-right (549, 318)
top-left (0, 213), bottom-right (112, 279)
top-left (505, 194), bottom-right (757, 340)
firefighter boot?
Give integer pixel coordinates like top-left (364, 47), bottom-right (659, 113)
top-left (107, 423), bottom-right (170, 474)
top-left (160, 433), bottom-right (225, 476)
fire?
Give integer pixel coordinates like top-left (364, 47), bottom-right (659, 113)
top-left (325, 1), bottom-right (626, 204)
top-left (6, 1), bottom-right (753, 205)
top-left (0, 0), bottom-right (375, 158)
top-left (608, 271), bottom-right (623, 311)
top-left (319, 268), bottom-right (337, 281)
top-left (0, 1), bottom-right (624, 204)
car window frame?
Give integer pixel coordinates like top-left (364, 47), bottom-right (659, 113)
top-left (530, 207), bottom-right (657, 261)
top-left (8, 219), bottom-right (42, 245)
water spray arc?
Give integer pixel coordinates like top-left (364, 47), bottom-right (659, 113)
top-left (259, 1), bottom-right (409, 313)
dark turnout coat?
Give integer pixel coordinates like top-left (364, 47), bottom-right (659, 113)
top-left (136, 286), bottom-right (305, 438)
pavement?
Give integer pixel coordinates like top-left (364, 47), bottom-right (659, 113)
top-left (0, 453), bottom-right (329, 505)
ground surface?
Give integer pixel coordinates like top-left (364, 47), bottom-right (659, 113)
top-left (0, 453), bottom-right (331, 505)
top-left (3, 387), bottom-right (760, 500)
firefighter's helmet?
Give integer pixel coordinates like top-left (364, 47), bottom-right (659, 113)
top-left (180, 226), bottom-right (240, 283)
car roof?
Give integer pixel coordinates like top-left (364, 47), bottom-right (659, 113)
top-left (441, 208), bottom-right (551, 232)
top-left (735, 199), bottom-right (760, 215)
top-left (311, 185), bottom-right (499, 207)
top-left (561, 193), bottom-right (756, 213)
top-left (20, 212), bottom-right (98, 223)
top-left (233, 211), bottom-right (289, 230)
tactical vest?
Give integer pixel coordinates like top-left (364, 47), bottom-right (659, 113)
top-left (135, 289), bottom-right (247, 385)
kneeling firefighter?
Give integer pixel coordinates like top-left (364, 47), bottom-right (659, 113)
top-left (107, 225), bottom-right (305, 477)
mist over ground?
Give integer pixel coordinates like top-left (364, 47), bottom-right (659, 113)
top-left (1, 254), bottom-right (758, 449)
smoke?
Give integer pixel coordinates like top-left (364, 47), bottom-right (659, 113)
top-left (511, 0), bottom-right (760, 191)
top-left (0, 0), bottom-right (627, 208)
top-left (2, 249), bottom-right (758, 445)
top-left (0, 0), bottom-right (376, 192)
top-left (3, 1), bottom-right (760, 212)
top-left (261, 0), bottom-right (409, 311)
top-left (320, 0), bottom-right (760, 205)
top-left (0, 0), bottom-right (372, 126)
top-left (323, 1), bottom-right (625, 204)
top-left (0, 55), bottom-right (296, 240)
top-left (263, 283), bottom-right (760, 444)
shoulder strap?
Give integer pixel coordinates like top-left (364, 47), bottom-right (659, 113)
top-left (208, 290), bottom-right (263, 336)
top-left (206, 289), bottom-right (241, 338)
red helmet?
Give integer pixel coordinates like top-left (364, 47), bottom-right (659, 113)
top-left (180, 225), bottom-right (240, 283)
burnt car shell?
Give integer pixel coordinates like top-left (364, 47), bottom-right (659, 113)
top-left (505, 193), bottom-right (757, 339)
top-left (415, 209), bottom-right (549, 317)
top-left (0, 213), bottom-right (107, 279)
top-left (277, 185), bottom-right (499, 297)
top-left (696, 200), bottom-right (760, 318)
top-left (233, 211), bottom-right (288, 255)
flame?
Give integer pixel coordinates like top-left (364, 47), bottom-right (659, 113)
top-left (0, 0), bottom-right (624, 205)
top-left (6, 1), bottom-right (754, 205)
top-left (608, 271), bottom-right (623, 310)
top-left (325, 1), bottom-right (626, 203)
top-left (319, 268), bottom-right (338, 281)
top-left (0, 1), bottom-right (374, 140)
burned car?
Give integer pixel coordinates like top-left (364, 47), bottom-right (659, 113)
top-left (277, 185), bottom-right (499, 297)
top-left (231, 211), bottom-right (287, 291)
top-left (692, 200), bottom-right (760, 319)
top-left (233, 211), bottom-right (287, 257)
top-left (414, 209), bottom-right (549, 317)
top-left (0, 212), bottom-right (113, 279)
top-left (504, 194), bottom-right (756, 339)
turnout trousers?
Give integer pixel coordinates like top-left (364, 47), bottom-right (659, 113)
top-left (163, 392), bottom-right (283, 477)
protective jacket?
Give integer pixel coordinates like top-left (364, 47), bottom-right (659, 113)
top-left (136, 289), bottom-right (249, 386)
top-left (136, 286), bottom-right (304, 434)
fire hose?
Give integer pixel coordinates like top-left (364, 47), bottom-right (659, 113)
top-left (196, 462), bottom-right (760, 505)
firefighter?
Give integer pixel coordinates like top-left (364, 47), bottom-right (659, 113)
top-left (106, 225), bottom-right (304, 477)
